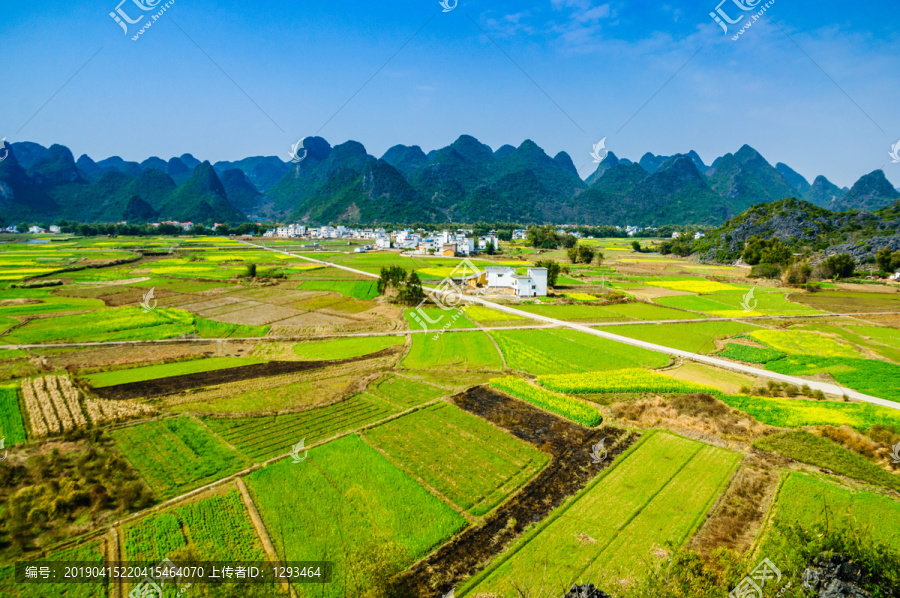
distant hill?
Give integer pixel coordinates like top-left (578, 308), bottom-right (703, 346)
top-left (2, 137), bottom-right (897, 226)
top-left (696, 197), bottom-right (900, 264)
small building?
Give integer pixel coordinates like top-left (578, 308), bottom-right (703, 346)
top-left (672, 232), bottom-right (682, 239)
top-left (441, 243), bottom-right (457, 257)
top-left (694, 232), bottom-right (705, 240)
top-left (28, 226), bottom-right (45, 234)
top-left (485, 266), bottom-right (515, 288)
top-left (49, 225), bottom-right (61, 234)
top-left (485, 266), bottom-right (547, 297)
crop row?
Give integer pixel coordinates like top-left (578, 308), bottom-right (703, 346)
top-left (84, 398), bottom-right (157, 425)
top-left (0, 385), bottom-right (27, 445)
top-left (490, 377), bottom-right (603, 427)
top-left (539, 368), bottom-right (719, 395)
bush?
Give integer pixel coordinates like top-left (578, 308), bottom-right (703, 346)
top-left (748, 263), bottom-right (782, 279)
top-left (821, 253), bottom-right (856, 279)
top-left (783, 262), bottom-right (812, 287)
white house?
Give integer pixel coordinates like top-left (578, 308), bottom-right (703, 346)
top-left (375, 236), bottom-right (391, 249)
top-left (512, 229), bottom-right (527, 240)
top-left (28, 226), bottom-right (45, 234)
top-left (485, 266), bottom-right (547, 297)
top-left (672, 232), bottom-right (682, 239)
top-left (49, 225), bottom-right (61, 234)
top-left (694, 232), bottom-right (705, 240)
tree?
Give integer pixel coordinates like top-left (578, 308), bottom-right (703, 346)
top-left (595, 251), bottom-right (605, 266)
top-left (245, 263), bottom-right (257, 278)
top-left (561, 234), bottom-right (578, 249)
top-left (486, 240), bottom-right (496, 255)
top-left (566, 244), bottom-right (595, 264)
top-left (398, 271), bottom-right (425, 305)
top-left (876, 248), bottom-right (900, 273)
top-left (742, 236), bottom-right (791, 266)
top-left (378, 266), bottom-right (407, 295)
top-left (822, 254), bottom-right (856, 279)
top-left (533, 260), bottom-right (561, 287)
top-left (526, 225), bottom-right (562, 249)
top-left (631, 240), bottom-right (643, 253)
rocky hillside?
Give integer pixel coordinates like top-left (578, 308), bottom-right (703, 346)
top-left (696, 197), bottom-right (900, 264)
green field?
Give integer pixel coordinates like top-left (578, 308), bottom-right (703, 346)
top-left (364, 403), bottom-right (549, 515)
top-left (0, 384), bottom-right (27, 446)
top-left (754, 431), bottom-right (900, 492)
top-left (718, 342), bottom-right (786, 364)
top-left (292, 336), bottom-right (404, 360)
top-left (123, 489), bottom-right (265, 561)
top-left (367, 374), bottom-right (447, 408)
top-left (765, 356), bottom-right (900, 404)
top-left (656, 289), bottom-right (822, 317)
top-left (83, 357), bottom-right (266, 388)
top-left (3, 306), bottom-right (269, 344)
top-left (490, 328), bottom-right (669, 375)
top-left (464, 433), bottom-right (739, 596)
top-left (720, 394), bottom-right (900, 429)
top-left (110, 417), bottom-right (249, 499)
top-left (610, 321), bottom-right (762, 355)
top-left (402, 330), bottom-right (504, 370)
top-left (298, 280), bottom-right (379, 300)
top-left (403, 307), bottom-right (477, 331)
top-left (0, 541), bottom-right (107, 598)
top-left (539, 368), bottom-right (718, 395)
top-left (750, 329), bottom-right (861, 358)
top-left (490, 377), bottom-right (603, 426)
top-left (762, 473), bottom-right (900, 554)
top-left (246, 434), bottom-right (467, 597)
top-left (203, 394), bottom-right (398, 462)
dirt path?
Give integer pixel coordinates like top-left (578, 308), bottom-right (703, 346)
top-left (236, 479), bottom-right (296, 597)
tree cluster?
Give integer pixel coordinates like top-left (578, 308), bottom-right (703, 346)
top-left (566, 244), bottom-right (597, 264)
top-left (377, 266), bottom-right (425, 305)
top-left (526, 225), bottom-right (564, 249)
top-left (533, 260), bottom-right (561, 287)
top-left (876, 248), bottom-right (900, 274)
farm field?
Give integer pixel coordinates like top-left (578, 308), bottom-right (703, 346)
top-left (762, 473), bottom-right (900, 555)
top-left (609, 320), bottom-right (762, 354)
top-left (765, 355), bottom-right (900, 404)
top-left (291, 335), bottom-right (404, 360)
top-left (0, 384), bottom-right (27, 446)
top-left (110, 417), bottom-right (250, 499)
top-left (245, 434), bottom-right (467, 598)
top-left (490, 377), bottom-right (603, 426)
top-left (364, 402), bottom-right (550, 515)
top-left (490, 328), bottom-right (670, 375)
top-left (788, 290), bottom-right (900, 314)
top-left (463, 432), bottom-right (739, 596)
top-left (83, 356), bottom-right (266, 387)
top-left (0, 540), bottom-right (107, 598)
top-left (203, 392), bottom-right (399, 462)
top-left (538, 368), bottom-right (718, 395)
top-left (402, 329), bottom-right (503, 370)
top-left (297, 279), bottom-right (378, 299)
top-left (719, 394), bottom-right (900, 429)
top-left (403, 307), bottom-right (477, 331)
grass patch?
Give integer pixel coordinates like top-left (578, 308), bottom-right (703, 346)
top-left (750, 329), bottom-right (861, 358)
top-left (403, 307), bottom-right (476, 331)
top-left (646, 280), bottom-right (740, 293)
top-left (766, 356), bottom-right (900, 404)
top-left (611, 321), bottom-right (761, 355)
top-left (292, 336), bottom-right (404, 360)
top-left (364, 403), bottom-right (549, 515)
top-left (718, 343), bottom-right (786, 364)
top-left (754, 431), bottom-right (900, 492)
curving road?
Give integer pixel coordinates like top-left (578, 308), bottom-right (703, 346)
top-left (242, 240), bottom-right (900, 411)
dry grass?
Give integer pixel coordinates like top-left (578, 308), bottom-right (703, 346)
top-left (84, 398), bottom-right (156, 425)
top-left (609, 393), bottom-right (768, 443)
top-left (21, 379), bottom-right (48, 438)
top-left (688, 453), bottom-right (784, 555)
top-left (818, 425), bottom-right (900, 470)
top-left (21, 376), bottom-right (92, 437)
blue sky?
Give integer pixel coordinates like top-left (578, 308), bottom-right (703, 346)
top-left (2, 0), bottom-right (899, 188)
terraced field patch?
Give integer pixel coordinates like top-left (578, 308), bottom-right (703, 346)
top-left (611, 321), bottom-right (761, 355)
top-left (463, 433), bottom-right (739, 596)
top-left (367, 374), bottom-right (447, 408)
top-left (0, 540), bottom-right (107, 598)
top-left (646, 280), bottom-right (740, 293)
top-left (110, 417), bottom-right (249, 499)
top-left (84, 357), bottom-right (266, 388)
top-left (490, 328), bottom-right (669, 375)
top-left (204, 394), bottom-right (398, 462)
top-left (365, 402), bottom-right (549, 515)
top-left (297, 280), bottom-right (379, 300)
top-left (490, 377), bottom-right (602, 426)
top-left (539, 368), bottom-right (718, 395)
top-left (246, 434), bottom-right (466, 598)
top-left (750, 329), bottom-right (861, 358)
top-left (765, 356), bottom-right (900, 404)
top-left (403, 307), bottom-right (477, 331)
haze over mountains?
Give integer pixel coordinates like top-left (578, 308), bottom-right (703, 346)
top-left (1, 137), bottom-right (897, 227)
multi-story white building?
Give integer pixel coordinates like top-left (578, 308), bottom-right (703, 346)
top-left (484, 266), bottom-right (547, 297)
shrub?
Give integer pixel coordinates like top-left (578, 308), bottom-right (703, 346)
top-left (749, 263), bottom-right (782, 279)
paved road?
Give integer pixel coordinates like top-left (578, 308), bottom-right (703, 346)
top-left (242, 241), bottom-right (900, 411)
